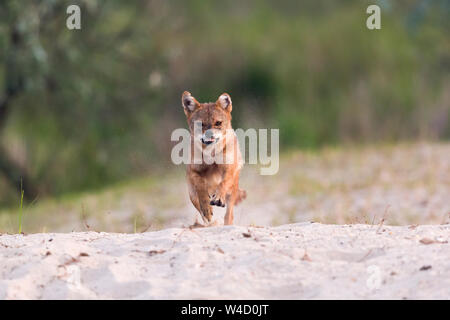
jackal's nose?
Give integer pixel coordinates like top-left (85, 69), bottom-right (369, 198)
top-left (201, 130), bottom-right (216, 145)
top-left (204, 130), bottom-right (215, 140)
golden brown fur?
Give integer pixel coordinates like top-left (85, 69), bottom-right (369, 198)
top-left (181, 91), bottom-right (246, 225)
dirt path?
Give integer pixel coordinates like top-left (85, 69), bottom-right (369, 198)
top-left (1, 223), bottom-right (448, 299)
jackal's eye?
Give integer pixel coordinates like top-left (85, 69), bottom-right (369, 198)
top-left (215, 121), bottom-right (222, 126)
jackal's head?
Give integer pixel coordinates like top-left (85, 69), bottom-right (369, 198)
top-left (181, 91), bottom-right (233, 146)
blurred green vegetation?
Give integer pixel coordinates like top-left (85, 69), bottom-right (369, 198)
top-left (0, 0), bottom-right (449, 207)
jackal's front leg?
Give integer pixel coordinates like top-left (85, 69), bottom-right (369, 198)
top-left (210, 165), bottom-right (238, 208)
top-left (198, 192), bottom-right (213, 223)
top-left (189, 172), bottom-right (213, 223)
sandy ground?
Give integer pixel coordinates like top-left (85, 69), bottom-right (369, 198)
top-left (1, 222), bottom-right (449, 299)
top-left (1, 143), bottom-right (448, 233)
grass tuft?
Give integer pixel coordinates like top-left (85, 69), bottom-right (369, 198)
top-left (18, 180), bottom-right (24, 234)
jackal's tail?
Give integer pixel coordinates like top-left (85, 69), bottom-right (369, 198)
top-left (235, 189), bottom-right (247, 205)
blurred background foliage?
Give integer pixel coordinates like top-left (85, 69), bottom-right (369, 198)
top-left (0, 0), bottom-right (449, 207)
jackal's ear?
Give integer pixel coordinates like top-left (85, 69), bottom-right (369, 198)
top-left (181, 91), bottom-right (200, 115)
top-left (217, 93), bottom-right (232, 112)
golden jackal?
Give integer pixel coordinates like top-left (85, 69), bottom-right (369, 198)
top-left (181, 91), bottom-right (246, 225)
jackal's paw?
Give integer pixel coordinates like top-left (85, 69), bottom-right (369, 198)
top-left (210, 191), bottom-right (226, 207)
top-left (208, 220), bottom-right (219, 227)
top-left (200, 210), bottom-right (213, 223)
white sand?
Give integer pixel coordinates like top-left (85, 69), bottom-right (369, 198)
top-left (0, 223), bottom-right (449, 299)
